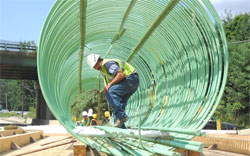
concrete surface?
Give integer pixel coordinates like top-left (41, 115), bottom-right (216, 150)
top-left (0, 117), bottom-right (32, 124)
top-left (21, 125), bottom-right (68, 135)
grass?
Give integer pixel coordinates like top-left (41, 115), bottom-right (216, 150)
top-left (0, 112), bottom-right (17, 117)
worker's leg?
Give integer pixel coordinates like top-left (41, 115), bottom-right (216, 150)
top-left (105, 84), bottom-right (128, 120)
top-left (113, 112), bottom-right (126, 129)
top-left (107, 73), bottom-right (139, 118)
top-left (113, 110), bottom-right (117, 124)
top-left (120, 74), bottom-right (139, 128)
top-left (105, 73), bottom-right (139, 127)
top-left (121, 73), bottom-right (140, 110)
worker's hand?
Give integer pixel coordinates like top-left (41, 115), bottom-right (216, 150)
top-left (103, 84), bottom-right (111, 94)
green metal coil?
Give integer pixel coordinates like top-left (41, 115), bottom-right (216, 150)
top-left (38, 0), bottom-right (228, 155)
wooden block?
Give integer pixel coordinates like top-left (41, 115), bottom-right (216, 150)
top-left (0, 131), bottom-right (43, 153)
top-left (207, 144), bottom-right (217, 150)
top-left (0, 130), bottom-right (14, 137)
top-left (174, 148), bottom-right (186, 154)
top-left (11, 139), bottom-right (76, 156)
top-left (188, 150), bottom-right (200, 156)
top-left (11, 141), bottom-right (21, 150)
top-left (74, 143), bottom-right (87, 156)
top-left (4, 125), bottom-right (18, 130)
top-left (175, 149), bottom-right (202, 156)
top-left (30, 136), bottom-right (36, 143)
top-left (193, 135), bottom-right (250, 155)
top-left (15, 129), bottom-right (24, 134)
top-left (30, 131), bottom-right (43, 141)
top-left (0, 129), bottom-right (24, 137)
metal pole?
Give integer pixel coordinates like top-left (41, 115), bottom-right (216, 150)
top-left (5, 93), bottom-right (8, 110)
top-left (126, 0), bottom-right (180, 63)
top-left (22, 80), bottom-right (24, 117)
top-left (98, 74), bottom-right (101, 121)
top-left (78, 0), bottom-right (87, 93)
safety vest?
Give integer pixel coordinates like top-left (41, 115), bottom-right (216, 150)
top-left (90, 119), bottom-right (98, 126)
top-left (81, 119), bottom-right (90, 126)
top-left (101, 59), bottom-right (135, 83)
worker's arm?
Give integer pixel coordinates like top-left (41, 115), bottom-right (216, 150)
top-left (103, 69), bottom-right (125, 94)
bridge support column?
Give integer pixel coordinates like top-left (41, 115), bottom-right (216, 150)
top-left (32, 80), bottom-right (55, 124)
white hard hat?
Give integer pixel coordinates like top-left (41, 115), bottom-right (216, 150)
top-left (88, 109), bottom-right (93, 117)
top-left (87, 53), bottom-right (100, 68)
top-left (82, 111), bottom-right (88, 116)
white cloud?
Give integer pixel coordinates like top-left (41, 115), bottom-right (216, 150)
top-left (209, 0), bottom-right (250, 16)
top-left (209, 0), bottom-right (222, 4)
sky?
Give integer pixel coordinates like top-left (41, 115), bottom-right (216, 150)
top-left (0, 0), bottom-right (249, 44)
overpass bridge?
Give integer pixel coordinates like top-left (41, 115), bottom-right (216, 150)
top-left (0, 40), bottom-right (37, 80)
top-left (0, 40), bottom-right (54, 122)
top-left (0, 50), bottom-right (37, 80)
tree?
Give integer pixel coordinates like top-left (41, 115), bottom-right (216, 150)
top-left (20, 40), bottom-right (36, 52)
top-left (214, 12), bottom-right (250, 127)
top-left (224, 12), bottom-right (250, 41)
top-left (71, 89), bottom-right (108, 121)
top-left (0, 79), bottom-right (36, 111)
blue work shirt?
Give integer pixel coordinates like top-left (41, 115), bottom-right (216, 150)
top-left (104, 61), bottom-right (119, 76)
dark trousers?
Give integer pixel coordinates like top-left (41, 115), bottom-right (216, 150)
top-left (105, 73), bottom-right (139, 128)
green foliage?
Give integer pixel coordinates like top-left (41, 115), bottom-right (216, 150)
top-left (0, 79), bottom-right (36, 111)
top-left (20, 40), bottom-right (37, 53)
top-left (224, 12), bottom-right (250, 41)
top-left (0, 112), bottom-right (16, 117)
top-left (8, 111), bottom-right (16, 116)
top-left (25, 106), bottom-right (36, 119)
top-left (71, 89), bottom-right (108, 121)
top-left (214, 12), bottom-right (250, 127)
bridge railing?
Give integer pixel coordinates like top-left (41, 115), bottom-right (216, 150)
top-left (0, 40), bottom-right (37, 52)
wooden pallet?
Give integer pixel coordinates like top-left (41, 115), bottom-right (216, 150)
top-left (193, 134), bottom-right (250, 155)
top-left (0, 130), bottom-right (43, 153)
top-left (0, 129), bottom-right (24, 137)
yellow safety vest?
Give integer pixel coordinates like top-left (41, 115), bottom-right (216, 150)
top-left (101, 59), bottom-right (135, 83)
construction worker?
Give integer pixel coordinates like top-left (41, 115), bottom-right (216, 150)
top-left (105, 111), bottom-right (111, 120)
top-left (72, 117), bottom-right (77, 125)
top-left (90, 114), bottom-right (98, 126)
top-left (88, 109), bottom-right (93, 123)
top-left (87, 54), bottom-right (139, 128)
top-left (72, 117), bottom-right (77, 123)
top-left (80, 111), bottom-right (90, 126)
top-left (102, 111), bottom-right (111, 125)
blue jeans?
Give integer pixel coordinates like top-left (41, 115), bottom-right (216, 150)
top-left (105, 73), bottom-right (139, 128)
